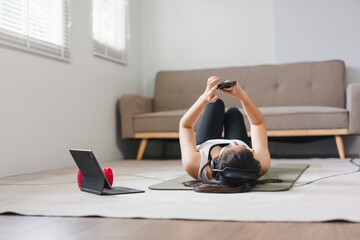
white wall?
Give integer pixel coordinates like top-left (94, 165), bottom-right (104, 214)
top-left (0, 0), bottom-right (143, 177)
top-left (274, 0), bottom-right (360, 84)
top-left (271, 0), bottom-right (360, 157)
top-left (142, 0), bottom-right (275, 97)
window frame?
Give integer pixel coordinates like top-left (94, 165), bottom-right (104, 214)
top-left (92, 0), bottom-right (129, 65)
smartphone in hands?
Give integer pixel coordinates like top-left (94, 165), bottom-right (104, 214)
top-left (217, 81), bottom-right (237, 91)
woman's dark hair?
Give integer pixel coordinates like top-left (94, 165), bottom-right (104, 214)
top-left (184, 147), bottom-right (281, 193)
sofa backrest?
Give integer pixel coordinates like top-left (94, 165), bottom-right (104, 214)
top-left (153, 60), bottom-right (345, 112)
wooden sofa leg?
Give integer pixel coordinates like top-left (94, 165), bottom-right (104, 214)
top-left (137, 139), bottom-right (148, 160)
top-left (334, 135), bottom-right (345, 159)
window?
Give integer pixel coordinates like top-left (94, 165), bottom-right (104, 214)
top-left (92, 0), bottom-right (129, 64)
top-left (0, 0), bottom-right (71, 61)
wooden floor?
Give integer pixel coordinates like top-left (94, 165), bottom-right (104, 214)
top-left (0, 214), bottom-right (359, 240)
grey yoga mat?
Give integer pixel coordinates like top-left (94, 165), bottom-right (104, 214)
top-left (149, 163), bottom-right (309, 191)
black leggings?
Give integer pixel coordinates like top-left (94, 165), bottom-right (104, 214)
top-left (196, 99), bottom-right (251, 147)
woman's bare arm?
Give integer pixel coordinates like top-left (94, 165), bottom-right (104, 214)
top-left (179, 76), bottom-right (220, 179)
top-left (220, 83), bottom-right (271, 174)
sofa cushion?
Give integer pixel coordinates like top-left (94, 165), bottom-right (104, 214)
top-left (134, 110), bottom-right (188, 133)
top-left (154, 60), bottom-right (345, 112)
top-left (134, 106), bottom-right (348, 133)
top-left (259, 106), bottom-right (348, 131)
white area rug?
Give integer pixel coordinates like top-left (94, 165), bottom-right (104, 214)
top-left (0, 158), bottom-right (359, 222)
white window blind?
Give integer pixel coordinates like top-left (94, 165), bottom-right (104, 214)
top-left (0, 0), bottom-right (71, 61)
top-left (92, 0), bottom-right (129, 64)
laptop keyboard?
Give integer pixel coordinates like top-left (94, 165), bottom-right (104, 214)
top-left (102, 186), bottom-right (144, 195)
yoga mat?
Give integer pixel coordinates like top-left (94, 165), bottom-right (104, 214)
top-left (148, 163), bottom-right (309, 191)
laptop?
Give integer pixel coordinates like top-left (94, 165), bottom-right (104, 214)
top-left (70, 149), bottom-right (145, 195)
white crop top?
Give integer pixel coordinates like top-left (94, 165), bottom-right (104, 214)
top-left (196, 139), bottom-right (252, 181)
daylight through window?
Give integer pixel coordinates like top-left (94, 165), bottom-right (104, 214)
top-left (0, 0), bottom-right (71, 61)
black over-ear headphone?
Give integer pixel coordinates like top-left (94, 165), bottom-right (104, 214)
top-left (210, 159), bottom-right (261, 180)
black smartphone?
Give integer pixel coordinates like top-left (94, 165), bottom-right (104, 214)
top-left (217, 81), bottom-right (237, 90)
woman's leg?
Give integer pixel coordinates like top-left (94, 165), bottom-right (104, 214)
top-left (224, 107), bottom-right (251, 147)
top-left (196, 99), bottom-right (225, 145)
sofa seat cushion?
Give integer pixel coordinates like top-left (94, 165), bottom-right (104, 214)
top-left (134, 110), bottom-right (188, 133)
top-left (259, 106), bottom-right (348, 131)
top-left (134, 106), bottom-right (348, 133)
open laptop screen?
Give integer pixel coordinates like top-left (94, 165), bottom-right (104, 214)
top-left (70, 149), bottom-right (111, 189)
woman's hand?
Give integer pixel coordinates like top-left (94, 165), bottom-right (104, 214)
top-left (219, 81), bottom-right (246, 100)
top-left (202, 76), bottom-right (220, 103)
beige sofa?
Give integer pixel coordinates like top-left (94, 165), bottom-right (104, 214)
top-left (120, 60), bottom-right (360, 160)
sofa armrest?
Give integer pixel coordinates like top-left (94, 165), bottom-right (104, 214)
top-left (347, 83), bottom-right (360, 134)
top-left (119, 94), bottom-right (153, 138)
